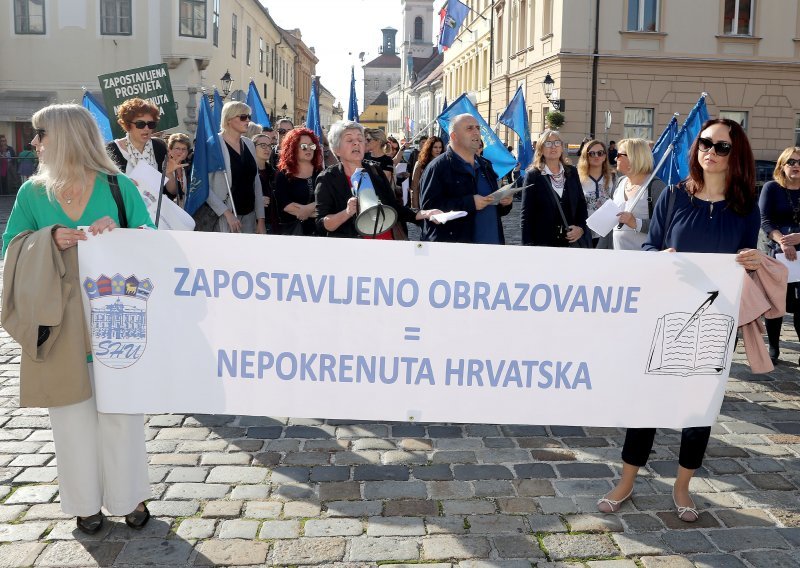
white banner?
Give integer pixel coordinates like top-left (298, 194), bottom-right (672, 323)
top-left (77, 230), bottom-right (746, 428)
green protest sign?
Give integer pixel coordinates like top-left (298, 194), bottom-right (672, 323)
top-left (99, 64), bottom-right (178, 139)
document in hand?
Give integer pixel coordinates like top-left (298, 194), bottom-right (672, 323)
top-left (488, 182), bottom-right (524, 205)
top-left (128, 162), bottom-right (195, 231)
top-left (586, 200), bottom-right (623, 237)
top-left (776, 253), bottom-right (800, 283)
top-left (430, 211), bottom-right (468, 224)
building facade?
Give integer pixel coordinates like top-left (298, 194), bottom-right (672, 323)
top-left (477, 0), bottom-right (800, 160)
top-left (0, 0), bottom-right (304, 157)
top-left (363, 28), bottom-right (401, 110)
top-left (279, 28), bottom-right (317, 125)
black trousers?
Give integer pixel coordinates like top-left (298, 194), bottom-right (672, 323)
top-left (622, 426), bottom-right (711, 470)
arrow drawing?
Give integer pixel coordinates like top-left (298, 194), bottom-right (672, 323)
top-left (674, 291), bottom-right (719, 341)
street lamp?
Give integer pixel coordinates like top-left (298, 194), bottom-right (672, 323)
top-left (220, 70), bottom-right (233, 98)
top-left (542, 73), bottom-right (561, 111)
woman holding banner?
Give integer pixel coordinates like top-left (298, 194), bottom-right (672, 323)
top-left (2, 104), bottom-right (154, 535)
top-left (610, 138), bottom-right (666, 251)
top-left (274, 127), bottom-right (322, 236)
top-left (520, 130), bottom-right (588, 247)
top-left (315, 120), bottom-right (438, 239)
top-left (207, 101), bottom-right (266, 234)
top-left (597, 118), bottom-right (762, 522)
top-left (577, 140), bottom-right (615, 248)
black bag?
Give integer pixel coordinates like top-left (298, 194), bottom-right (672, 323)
top-left (193, 203), bottom-right (219, 232)
top-left (281, 221), bottom-right (304, 236)
top-left (543, 173), bottom-right (590, 248)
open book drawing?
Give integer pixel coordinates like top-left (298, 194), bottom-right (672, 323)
top-left (646, 312), bottom-right (734, 376)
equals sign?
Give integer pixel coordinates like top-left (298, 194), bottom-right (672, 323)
top-left (404, 327), bottom-right (421, 341)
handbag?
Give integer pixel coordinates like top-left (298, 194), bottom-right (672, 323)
top-left (542, 172), bottom-right (590, 248)
top-left (192, 203), bottom-right (219, 232)
top-left (281, 220), bottom-right (305, 236)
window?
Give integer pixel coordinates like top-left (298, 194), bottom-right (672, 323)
top-left (542, 106), bottom-right (550, 131)
top-left (496, 13), bottom-right (503, 59)
top-left (100, 0), bottom-right (131, 35)
top-left (212, 0), bottom-right (219, 46)
top-left (231, 14), bottom-right (237, 58)
top-left (720, 110), bottom-right (748, 130)
top-left (246, 26), bottom-right (251, 65)
top-left (724, 0), bottom-right (754, 35)
top-left (14, 0), bottom-right (46, 34)
top-left (263, 83), bottom-right (268, 99)
top-left (266, 45), bottom-right (271, 75)
top-left (542, 0), bottom-right (553, 36)
top-left (414, 16), bottom-right (423, 40)
top-left (626, 0), bottom-right (658, 32)
top-left (179, 0), bottom-right (206, 38)
top-left (518, 0), bottom-right (527, 51)
top-left (796, 114), bottom-right (800, 146)
top-left (259, 38), bottom-right (264, 73)
top-left (623, 107), bottom-right (654, 139)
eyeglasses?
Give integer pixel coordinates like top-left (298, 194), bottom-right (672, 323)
top-left (131, 120), bottom-right (158, 130)
top-left (616, 153), bottom-right (628, 158)
top-left (299, 143), bottom-right (317, 151)
top-left (365, 137), bottom-right (373, 142)
top-left (237, 114), bottom-right (252, 122)
top-left (277, 128), bottom-right (288, 135)
top-left (587, 150), bottom-right (606, 158)
top-left (34, 128), bottom-right (46, 140)
top-left (254, 142), bottom-right (271, 149)
top-left (785, 159), bottom-right (800, 167)
top-left (543, 140), bottom-right (563, 148)
top-left (697, 137), bottom-right (732, 157)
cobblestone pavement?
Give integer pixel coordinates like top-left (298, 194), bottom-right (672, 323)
top-left (1, 194), bottom-right (800, 567)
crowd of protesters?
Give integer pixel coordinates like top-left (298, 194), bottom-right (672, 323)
top-left (1, 97), bottom-right (798, 534)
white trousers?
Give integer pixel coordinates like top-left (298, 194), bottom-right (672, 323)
top-left (48, 365), bottom-right (151, 516)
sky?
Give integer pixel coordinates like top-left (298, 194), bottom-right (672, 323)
top-left (261, 0), bottom-right (443, 109)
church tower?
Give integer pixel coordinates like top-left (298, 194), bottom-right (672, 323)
top-left (400, 0), bottom-right (434, 83)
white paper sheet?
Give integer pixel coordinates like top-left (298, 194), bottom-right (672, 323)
top-left (488, 183), bottom-right (524, 205)
top-left (586, 200), bottom-right (623, 237)
top-left (127, 162), bottom-right (195, 231)
top-left (395, 163), bottom-right (408, 175)
top-left (776, 253), bottom-right (800, 283)
top-left (402, 179), bottom-right (410, 206)
top-left (431, 211), bottom-right (468, 224)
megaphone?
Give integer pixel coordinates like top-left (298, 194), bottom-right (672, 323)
top-left (351, 168), bottom-right (397, 237)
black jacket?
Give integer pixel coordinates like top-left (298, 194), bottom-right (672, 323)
top-left (520, 165), bottom-right (588, 247)
top-left (315, 161), bottom-right (416, 238)
top-left (419, 147), bottom-right (511, 243)
top-left (106, 137), bottom-right (168, 173)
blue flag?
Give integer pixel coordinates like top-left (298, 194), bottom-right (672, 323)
top-left (439, 98), bottom-right (449, 146)
top-left (437, 93), bottom-right (517, 178)
top-left (348, 67), bottom-right (359, 122)
top-left (498, 86), bottom-right (533, 171)
top-left (652, 115), bottom-right (679, 185)
top-left (672, 95), bottom-right (709, 181)
top-left (185, 96), bottom-right (225, 216)
top-left (306, 77), bottom-right (322, 138)
top-left (246, 80), bottom-right (272, 129)
top-left (213, 89), bottom-right (224, 132)
top-left (438, 0), bottom-right (469, 53)
top-left (82, 91), bottom-right (112, 143)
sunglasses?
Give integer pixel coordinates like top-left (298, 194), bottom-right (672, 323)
top-left (617, 152), bottom-right (628, 157)
top-left (254, 142), bottom-right (271, 149)
top-left (543, 140), bottom-right (563, 148)
top-left (237, 114), bottom-right (251, 121)
top-left (785, 159), bottom-right (800, 167)
top-left (131, 120), bottom-right (158, 130)
top-left (277, 128), bottom-right (288, 135)
top-left (697, 137), bottom-right (732, 157)
top-left (299, 143), bottom-right (317, 151)
top-left (34, 128), bottom-right (46, 139)
top-left (587, 150), bottom-right (606, 158)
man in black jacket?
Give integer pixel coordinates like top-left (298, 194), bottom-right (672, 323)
top-left (419, 114), bottom-right (513, 244)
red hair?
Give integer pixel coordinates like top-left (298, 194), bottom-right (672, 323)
top-left (686, 118), bottom-right (755, 215)
top-left (277, 128), bottom-right (322, 177)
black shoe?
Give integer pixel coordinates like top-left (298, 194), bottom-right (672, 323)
top-left (769, 346), bottom-right (780, 364)
top-left (125, 503), bottom-right (150, 530)
top-left (76, 512), bottom-right (104, 535)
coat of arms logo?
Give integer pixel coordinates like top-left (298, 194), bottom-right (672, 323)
top-left (83, 274), bottom-right (154, 369)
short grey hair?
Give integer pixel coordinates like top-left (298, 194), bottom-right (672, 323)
top-left (328, 120), bottom-right (364, 153)
top-left (448, 113), bottom-right (476, 135)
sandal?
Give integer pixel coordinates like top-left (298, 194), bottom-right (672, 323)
top-left (76, 511), bottom-right (104, 535)
top-left (125, 502), bottom-right (150, 529)
top-left (597, 487), bottom-right (634, 513)
top-left (673, 489), bottom-right (699, 522)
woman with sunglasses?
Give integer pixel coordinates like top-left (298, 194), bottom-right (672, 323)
top-left (106, 99), bottom-right (182, 194)
top-left (521, 130), bottom-right (588, 247)
top-left (364, 128), bottom-right (395, 185)
top-left (3, 104), bottom-right (154, 535)
top-left (759, 146), bottom-right (800, 363)
top-left (252, 132), bottom-right (280, 234)
top-left (597, 118), bottom-right (761, 523)
top-left (274, 128), bottom-right (322, 236)
top-left (577, 140), bottom-right (615, 247)
top-left (610, 138), bottom-right (666, 251)
top-left (206, 102), bottom-right (266, 234)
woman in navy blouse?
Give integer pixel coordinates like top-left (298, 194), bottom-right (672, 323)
top-left (759, 147), bottom-right (800, 363)
top-left (597, 118), bottom-right (762, 523)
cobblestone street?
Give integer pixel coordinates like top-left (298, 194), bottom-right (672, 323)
top-left (1, 196), bottom-right (800, 567)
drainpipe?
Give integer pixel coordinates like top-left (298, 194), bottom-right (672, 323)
top-left (589, 0), bottom-right (600, 138)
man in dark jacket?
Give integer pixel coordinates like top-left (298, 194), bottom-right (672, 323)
top-left (419, 114), bottom-right (513, 244)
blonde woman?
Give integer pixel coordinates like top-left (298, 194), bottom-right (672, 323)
top-left (577, 140), bottom-right (615, 247)
top-left (2, 104), bottom-right (154, 534)
top-left (364, 128), bottom-right (394, 184)
top-left (207, 101), bottom-right (266, 233)
top-left (610, 138), bottom-right (666, 251)
top-left (520, 130), bottom-right (588, 247)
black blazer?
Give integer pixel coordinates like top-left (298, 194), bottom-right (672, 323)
top-left (520, 165), bottom-right (588, 247)
top-left (106, 137), bottom-right (168, 173)
top-left (315, 161), bottom-right (416, 238)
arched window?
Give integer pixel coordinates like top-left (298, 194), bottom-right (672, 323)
top-left (414, 16), bottom-right (423, 40)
